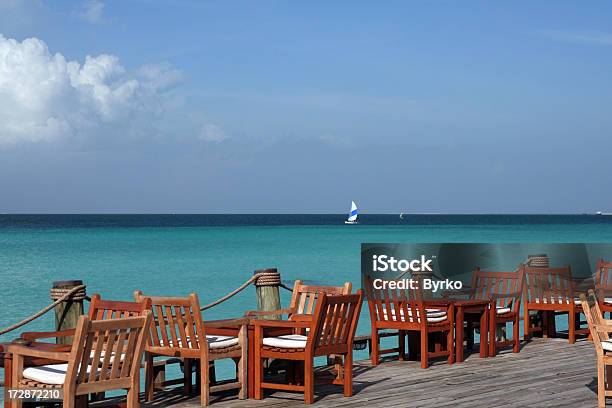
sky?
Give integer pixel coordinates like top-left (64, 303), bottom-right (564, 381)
top-left (0, 1), bottom-right (611, 213)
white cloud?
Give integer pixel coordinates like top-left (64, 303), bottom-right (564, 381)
top-left (539, 30), bottom-right (612, 46)
top-left (0, 34), bottom-right (182, 145)
top-left (80, 0), bottom-right (105, 24)
top-left (199, 124), bottom-right (228, 142)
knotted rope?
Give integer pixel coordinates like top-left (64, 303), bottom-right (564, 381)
top-left (253, 269), bottom-right (281, 287)
top-left (0, 284), bottom-right (87, 336)
top-left (50, 285), bottom-right (88, 301)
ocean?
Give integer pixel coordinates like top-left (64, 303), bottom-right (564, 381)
top-left (1, 214), bottom-right (612, 386)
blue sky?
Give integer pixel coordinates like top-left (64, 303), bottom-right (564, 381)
top-left (0, 1), bottom-right (611, 213)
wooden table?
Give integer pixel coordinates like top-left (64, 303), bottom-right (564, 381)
top-left (453, 299), bottom-right (490, 363)
top-left (1, 341), bottom-right (71, 408)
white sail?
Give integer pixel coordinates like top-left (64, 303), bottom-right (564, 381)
top-left (347, 201), bottom-right (358, 222)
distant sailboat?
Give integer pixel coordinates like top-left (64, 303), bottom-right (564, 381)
top-left (345, 201), bottom-right (359, 224)
top-left (399, 212), bottom-right (405, 220)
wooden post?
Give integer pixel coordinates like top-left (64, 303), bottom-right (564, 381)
top-left (52, 280), bottom-right (85, 345)
top-left (254, 268), bottom-right (282, 320)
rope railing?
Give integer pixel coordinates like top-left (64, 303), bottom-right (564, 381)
top-left (0, 271), bottom-right (293, 335)
top-left (201, 269), bottom-right (291, 311)
top-left (0, 284), bottom-right (86, 336)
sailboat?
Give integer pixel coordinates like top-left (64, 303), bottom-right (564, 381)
top-left (345, 201), bottom-right (359, 224)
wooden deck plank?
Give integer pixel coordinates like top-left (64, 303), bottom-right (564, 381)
top-left (92, 338), bottom-right (600, 407)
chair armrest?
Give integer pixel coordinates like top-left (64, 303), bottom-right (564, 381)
top-left (423, 300), bottom-right (453, 307)
top-left (7, 345), bottom-right (71, 361)
top-left (595, 323), bottom-right (612, 333)
top-left (289, 314), bottom-right (313, 322)
top-left (441, 288), bottom-right (473, 298)
top-left (203, 317), bottom-right (249, 329)
top-left (244, 308), bottom-right (293, 317)
top-left (596, 288), bottom-right (612, 298)
top-left (20, 329), bottom-right (76, 341)
top-left (491, 291), bottom-right (521, 300)
top-left (252, 319), bottom-right (311, 329)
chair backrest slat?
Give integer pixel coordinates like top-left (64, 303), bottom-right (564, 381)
top-left (65, 313), bottom-right (150, 389)
top-left (471, 268), bottom-right (524, 311)
top-left (524, 266), bottom-right (573, 304)
top-left (134, 291), bottom-right (205, 352)
top-left (88, 294), bottom-right (149, 320)
top-left (581, 289), bottom-right (608, 357)
top-left (289, 280), bottom-right (352, 317)
top-left (99, 328), bottom-right (117, 381)
top-left (596, 259), bottom-right (612, 299)
top-left (310, 291), bottom-right (362, 351)
top-left (365, 276), bottom-right (424, 324)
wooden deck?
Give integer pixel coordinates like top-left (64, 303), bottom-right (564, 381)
top-left (94, 338), bottom-right (600, 407)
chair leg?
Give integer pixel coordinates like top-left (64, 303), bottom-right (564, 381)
top-left (420, 331), bottom-right (429, 369)
top-left (569, 311), bottom-right (576, 344)
top-left (344, 352), bottom-right (353, 397)
top-left (62, 396), bottom-right (74, 408)
top-left (489, 309), bottom-right (496, 357)
top-left (304, 357), bottom-right (314, 404)
top-left (513, 317), bottom-right (520, 353)
top-left (145, 352), bottom-right (154, 402)
top-left (371, 329), bottom-right (379, 365)
top-left (398, 330), bottom-right (405, 361)
top-left (523, 307), bottom-right (530, 341)
top-left (184, 358), bottom-right (193, 394)
top-left (598, 359), bottom-right (606, 407)
top-left (127, 387), bottom-right (140, 408)
top-left (12, 394), bottom-right (23, 408)
top-left (447, 328), bottom-right (454, 364)
top-left (76, 395), bottom-right (88, 408)
top-left (238, 347), bottom-right (247, 399)
top-left (254, 349), bottom-right (263, 400)
top-left (200, 358), bottom-right (210, 406)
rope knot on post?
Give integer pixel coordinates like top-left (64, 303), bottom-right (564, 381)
top-left (254, 268), bottom-right (281, 287)
top-left (50, 285), bottom-right (87, 302)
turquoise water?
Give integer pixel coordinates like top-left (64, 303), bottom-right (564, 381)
top-left (2, 215), bottom-right (612, 392)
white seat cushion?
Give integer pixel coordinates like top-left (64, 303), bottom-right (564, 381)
top-left (425, 315), bottom-right (448, 323)
top-left (605, 298), bottom-right (612, 304)
top-left (160, 335), bottom-right (239, 349)
top-left (381, 308), bottom-right (448, 323)
top-left (263, 334), bottom-right (307, 349)
top-left (206, 335), bottom-right (239, 349)
top-left (22, 364), bottom-right (76, 385)
top-left (496, 307), bottom-right (511, 315)
top-left (603, 340), bottom-right (612, 352)
top-left (533, 297), bottom-right (572, 304)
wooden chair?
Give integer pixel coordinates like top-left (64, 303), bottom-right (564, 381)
top-left (21, 294), bottom-right (151, 342)
top-left (596, 259), bottom-right (612, 318)
top-left (468, 267), bottom-right (524, 356)
top-left (523, 265), bottom-right (588, 343)
top-left (10, 313), bottom-right (151, 408)
top-left (580, 289), bottom-right (612, 407)
top-left (245, 280), bottom-right (352, 319)
top-left (134, 291), bottom-right (247, 406)
top-left (253, 291), bottom-right (363, 404)
top-left (364, 277), bottom-right (454, 368)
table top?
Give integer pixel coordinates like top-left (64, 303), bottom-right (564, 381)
top-left (450, 299), bottom-right (491, 307)
top-left (1, 341), bottom-right (71, 368)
